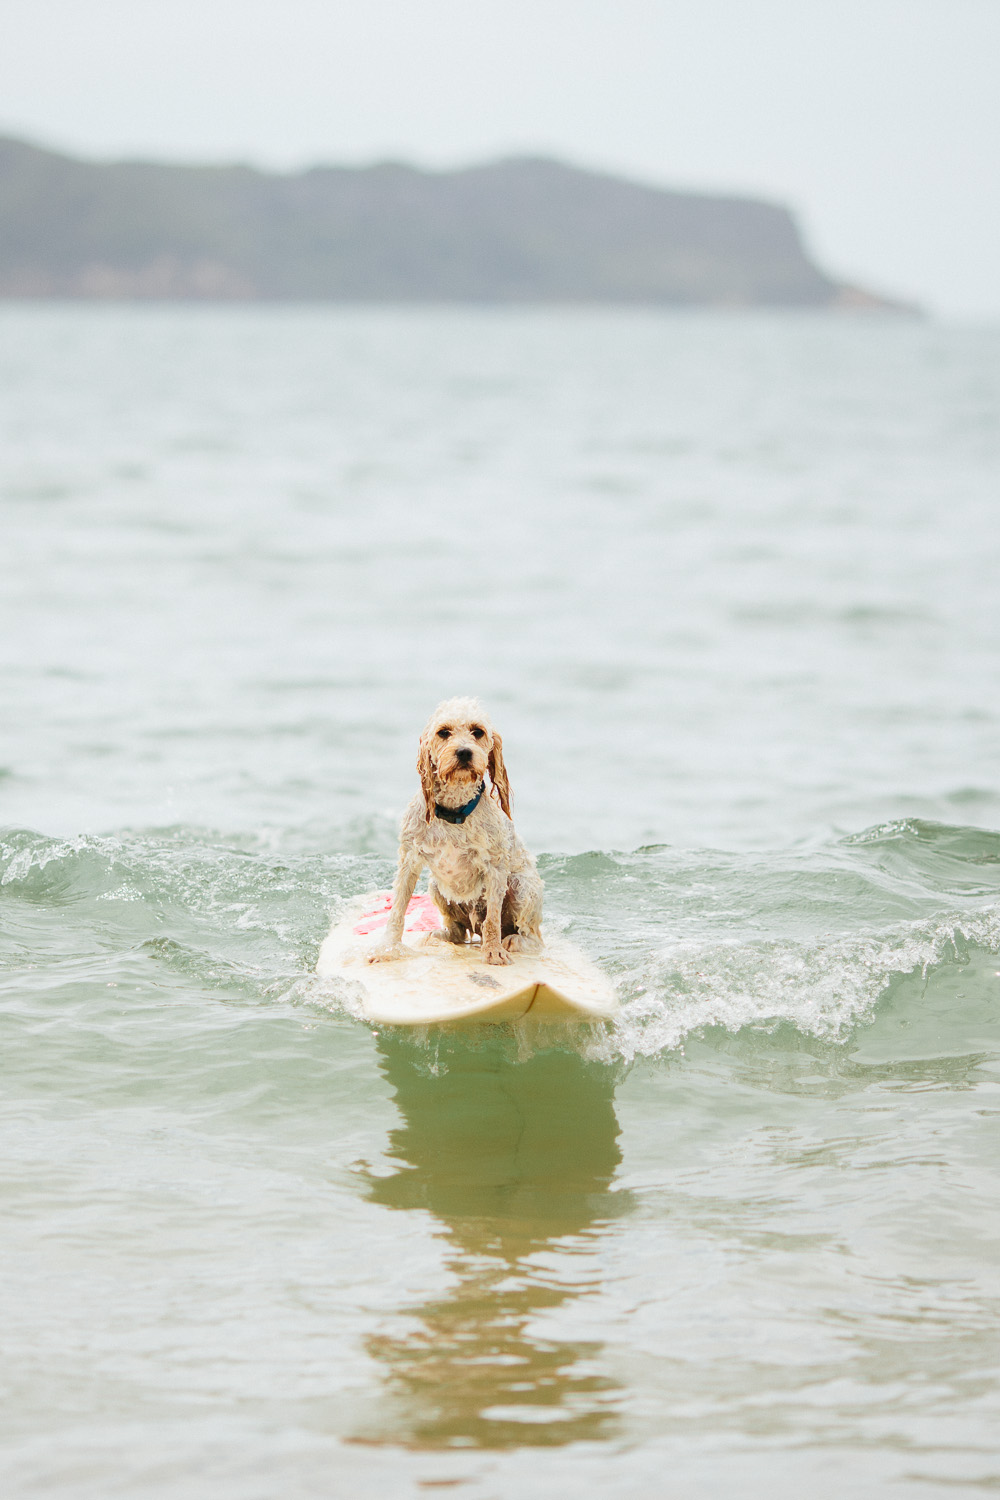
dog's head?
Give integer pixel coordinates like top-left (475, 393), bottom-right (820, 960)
top-left (417, 696), bottom-right (511, 822)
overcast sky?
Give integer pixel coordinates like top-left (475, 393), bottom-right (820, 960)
top-left (2, 0), bottom-right (998, 317)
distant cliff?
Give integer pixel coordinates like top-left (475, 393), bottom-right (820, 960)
top-left (0, 136), bottom-right (901, 307)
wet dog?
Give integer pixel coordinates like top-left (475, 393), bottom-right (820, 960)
top-left (368, 697), bottom-right (543, 966)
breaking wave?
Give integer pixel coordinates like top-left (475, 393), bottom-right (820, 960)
top-left (3, 818), bottom-right (999, 1063)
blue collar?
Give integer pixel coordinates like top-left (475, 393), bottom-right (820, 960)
top-left (435, 782), bottom-right (485, 825)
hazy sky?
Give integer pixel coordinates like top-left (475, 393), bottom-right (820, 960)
top-left (3, 0), bottom-right (998, 317)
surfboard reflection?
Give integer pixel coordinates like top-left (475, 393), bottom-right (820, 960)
top-left (357, 1032), bottom-right (631, 1450)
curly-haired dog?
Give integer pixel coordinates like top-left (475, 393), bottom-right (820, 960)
top-left (368, 697), bottom-right (544, 967)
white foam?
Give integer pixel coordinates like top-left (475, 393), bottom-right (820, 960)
top-left (587, 907), bottom-right (1000, 1062)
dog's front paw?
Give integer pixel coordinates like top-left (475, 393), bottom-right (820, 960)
top-left (483, 945), bottom-right (512, 966)
top-left (367, 943), bottom-right (407, 964)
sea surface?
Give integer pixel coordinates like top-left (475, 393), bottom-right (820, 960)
top-left (2, 306), bottom-right (1000, 1498)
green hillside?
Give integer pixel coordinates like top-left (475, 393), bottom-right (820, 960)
top-left (0, 137), bottom-right (888, 306)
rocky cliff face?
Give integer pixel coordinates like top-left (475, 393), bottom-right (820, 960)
top-left (0, 137), bottom-right (891, 306)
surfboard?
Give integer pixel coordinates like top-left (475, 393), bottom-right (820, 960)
top-left (316, 891), bottom-right (618, 1027)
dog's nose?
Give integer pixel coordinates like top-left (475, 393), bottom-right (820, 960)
top-left (456, 747), bottom-right (473, 764)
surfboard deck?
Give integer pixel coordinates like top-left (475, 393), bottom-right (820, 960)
top-left (316, 892), bottom-right (618, 1027)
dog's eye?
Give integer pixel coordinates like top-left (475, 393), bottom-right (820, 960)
top-left (471, 727), bottom-right (485, 740)
top-left (436, 728), bottom-right (451, 740)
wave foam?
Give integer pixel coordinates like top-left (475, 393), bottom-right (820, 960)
top-left (593, 908), bottom-right (1000, 1061)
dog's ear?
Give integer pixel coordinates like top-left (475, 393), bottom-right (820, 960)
top-left (417, 734), bottom-right (436, 823)
top-left (488, 732), bottom-right (512, 819)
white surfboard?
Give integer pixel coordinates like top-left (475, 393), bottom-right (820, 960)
top-left (316, 892), bottom-right (618, 1027)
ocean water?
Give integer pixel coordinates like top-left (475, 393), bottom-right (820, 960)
top-left (2, 305), bottom-right (1000, 1498)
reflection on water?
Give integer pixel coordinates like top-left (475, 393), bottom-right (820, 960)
top-left (358, 1033), bottom-right (631, 1449)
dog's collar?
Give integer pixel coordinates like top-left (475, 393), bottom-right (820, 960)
top-left (434, 782), bottom-right (485, 824)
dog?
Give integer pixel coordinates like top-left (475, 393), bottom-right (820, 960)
top-left (368, 697), bottom-right (544, 966)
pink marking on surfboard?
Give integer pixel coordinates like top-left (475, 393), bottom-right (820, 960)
top-left (353, 892), bottom-right (443, 936)
top-left (403, 894), bottom-right (444, 932)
